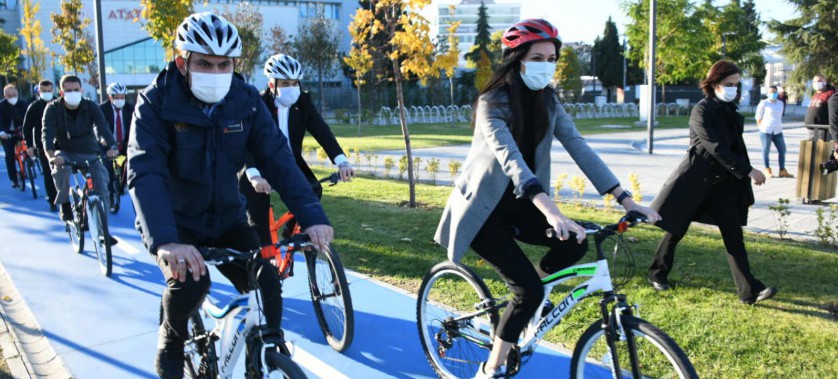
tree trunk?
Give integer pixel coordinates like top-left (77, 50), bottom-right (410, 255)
top-left (449, 75), bottom-right (454, 106)
top-left (356, 84), bottom-right (362, 136)
top-left (318, 68), bottom-right (326, 114)
top-left (392, 58), bottom-right (416, 207)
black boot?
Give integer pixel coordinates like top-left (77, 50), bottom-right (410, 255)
top-left (58, 203), bottom-right (72, 221)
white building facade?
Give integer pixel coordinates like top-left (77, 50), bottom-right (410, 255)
top-left (430, 0), bottom-right (521, 66)
top-left (1, 0), bottom-right (357, 100)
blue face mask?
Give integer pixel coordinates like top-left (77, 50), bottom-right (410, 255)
top-left (768, 92), bottom-right (778, 100)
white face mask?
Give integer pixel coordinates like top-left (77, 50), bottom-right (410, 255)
top-left (6, 97), bottom-right (18, 106)
top-left (275, 86), bottom-right (301, 107)
top-left (715, 86), bottom-right (738, 102)
top-left (189, 72), bottom-right (233, 104)
top-left (113, 99), bottom-right (126, 109)
top-left (813, 81), bottom-right (826, 91)
top-left (520, 61), bottom-right (556, 91)
top-left (64, 92), bottom-right (83, 107)
top-left (40, 92), bottom-right (54, 102)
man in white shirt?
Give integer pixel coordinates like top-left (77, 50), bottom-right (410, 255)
top-left (756, 85), bottom-right (793, 178)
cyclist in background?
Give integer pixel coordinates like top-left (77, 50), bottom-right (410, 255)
top-left (126, 13), bottom-right (332, 379)
top-left (433, 19), bottom-right (660, 378)
top-left (23, 80), bottom-right (59, 210)
top-left (240, 53), bottom-right (354, 257)
top-left (99, 82), bottom-right (134, 211)
top-left (0, 84), bottom-right (28, 189)
top-left (42, 75), bottom-right (118, 223)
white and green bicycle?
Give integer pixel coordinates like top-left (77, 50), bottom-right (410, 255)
top-left (416, 211), bottom-right (698, 379)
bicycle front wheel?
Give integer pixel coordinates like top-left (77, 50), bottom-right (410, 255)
top-left (109, 186), bottom-right (121, 214)
top-left (570, 315), bottom-right (698, 379)
top-left (417, 261), bottom-right (499, 379)
top-left (184, 313), bottom-right (218, 378)
top-left (87, 199), bottom-right (112, 277)
top-left (68, 190), bottom-right (84, 254)
top-left (25, 159), bottom-right (37, 199)
top-left (304, 246), bottom-right (354, 352)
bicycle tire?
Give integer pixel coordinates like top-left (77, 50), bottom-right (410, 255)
top-left (109, 187), bottom-right (120, 214)
top-left (416, 261), bottom-right (499, 379)
top-left (246, 347), bottom-right (308, 379)
top-left (305, 245), bottom-right (354, 352)
top-left (26, 159), bottom-right (37, 199)
top-left (68, 190), bottom-right (84, 254)
top-left (184, 313), bottom-right (219, 379)
top-left (17, 170), bottom-right (26, 192)
top-left (87, 199), bottom-right (112, 277)
top-left (570, 315), bottom-right (698, 379)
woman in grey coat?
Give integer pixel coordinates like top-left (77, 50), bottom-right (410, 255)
top-left (434, 19), bottom-right (660, 378)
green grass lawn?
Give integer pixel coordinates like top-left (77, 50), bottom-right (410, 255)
top-left (277, 168), bottom-right (838, 378)
top-left (309, 116), bottom-right (690, 152)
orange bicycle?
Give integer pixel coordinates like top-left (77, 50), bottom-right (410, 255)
top-left (13, 134), bottom-right (38, 199)
top-left (266, 172), bottom-right (354, 352)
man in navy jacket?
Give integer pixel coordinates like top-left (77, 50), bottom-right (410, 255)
top-left (127, 13), bottom-right (332, 378)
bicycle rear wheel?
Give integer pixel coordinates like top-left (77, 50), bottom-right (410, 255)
top-left (68, 190), bottom-right (84, 254)
top-left (25, 159), bottom-right (37, 199)
top-left (109, 186), bottom-right (121, 214)
top-left (570, 315), bottom-right (698, 379)
top-left (184, 313), bottom-right (219, 378)
top-left (304, 246), bottom-right (354, 352)
top-left (87, 199), bottom-right (112, 277)
top-left (416, 261), bottom-right (499, 379)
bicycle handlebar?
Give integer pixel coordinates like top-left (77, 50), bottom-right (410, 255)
top-left (546, 210), bottom-right (649, 239)
top-left (198, 234), bottom-right (316, 266)
top-left (63, 157), bottom-right (102, 169)
top-left (318, 172), bottom-right (340, 186)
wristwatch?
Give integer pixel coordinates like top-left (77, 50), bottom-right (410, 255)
top-left (616, 190), bottom-right (633, 205)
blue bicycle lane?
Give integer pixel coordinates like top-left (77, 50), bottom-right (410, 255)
top-left (0, 161), bottom-right (581, 379)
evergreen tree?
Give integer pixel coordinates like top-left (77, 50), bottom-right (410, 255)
top-left (769, 0), bottom-right (838, 92)
top-left (464, 1), bottom-right (492, 67)
top-left (592, 17), bottom-right (624, 101)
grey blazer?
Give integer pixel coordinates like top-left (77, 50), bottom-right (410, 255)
top-left (435, 89), bottom-right (619, 262)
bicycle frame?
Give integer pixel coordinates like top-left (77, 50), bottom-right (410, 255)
top-left (200, 290), bottom-right (270, 378)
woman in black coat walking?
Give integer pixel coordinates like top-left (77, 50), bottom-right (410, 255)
top-left (648, 60), bottom-right (777, 305)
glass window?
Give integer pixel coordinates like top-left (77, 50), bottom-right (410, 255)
top-left (105, 38), bottom-right (165, 75)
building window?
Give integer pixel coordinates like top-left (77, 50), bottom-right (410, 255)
top-left (299, 2), bottom-right (340, 19)
top-left (105, 38), bottom-right (165, 75)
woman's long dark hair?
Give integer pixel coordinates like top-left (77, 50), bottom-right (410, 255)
top-left (471, 40), bottom-right (560, 147)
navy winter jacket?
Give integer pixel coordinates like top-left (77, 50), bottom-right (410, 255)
top-left (127, 62), bottom-right (329, 253)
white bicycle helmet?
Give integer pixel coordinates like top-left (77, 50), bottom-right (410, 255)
top-left (174, 12), bottom-right (242, 57)
top-left (264, 54), bottom-right (304, 81)
top-left (106, 82), bottom-right (127, 95)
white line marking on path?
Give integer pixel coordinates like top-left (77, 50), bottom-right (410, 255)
top-left (114, 236), bottom-right (142, 255)
top-left (288, 343), bottom-right (351, 379)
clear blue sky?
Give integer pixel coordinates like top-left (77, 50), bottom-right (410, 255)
top-left (517, 0), bottom-right (798, 44)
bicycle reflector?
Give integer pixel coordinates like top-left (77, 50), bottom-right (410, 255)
top-left (617, 221), bottom-right (629, 233)
top-left (86, 177), bottom-right (94, 190)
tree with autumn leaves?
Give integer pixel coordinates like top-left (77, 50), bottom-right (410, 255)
top-left (50, 0), bottom-right (95, 75)
top-left (346, 0), bottom-right (459, 207)
top-left (139, 0), bottom-right (193, 60)
top-left (19, 0), bottom-right (50, 89)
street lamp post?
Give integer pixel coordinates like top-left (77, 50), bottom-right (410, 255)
top-left (93, 0), bottom-right (107, 102)
top-left (622, 35), bottom-right (627, 97)
top-left (647, 0), bottom-right (656, 154)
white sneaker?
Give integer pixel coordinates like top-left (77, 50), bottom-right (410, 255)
top-left (473, 362), bottom-right (506, 379)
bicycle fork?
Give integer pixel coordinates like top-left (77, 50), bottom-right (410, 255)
top-left (598, 294), bottom-right (642, 379)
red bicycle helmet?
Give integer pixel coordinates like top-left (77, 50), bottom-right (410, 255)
top-left (501, 19), bottom-right (561, 50)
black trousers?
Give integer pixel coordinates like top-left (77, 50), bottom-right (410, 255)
top-left (238, 175), bottom-right (323, 247)
top-left (37, 150), bottom-right (57, 205)
top-left (157, 225), bottom-right (283, 344)
top-left (648, 182), bottom-right (766, 301)
top-left (470, 194), bottom-right (588, 343)
top-left (2, 138), bottom-right (17, 184)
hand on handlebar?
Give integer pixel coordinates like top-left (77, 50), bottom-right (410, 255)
top-left (249, 176), bottom-right (272, 194)
top-left (546, 213), bottom-right (587, 243)
top-left (621, 202), bottom-right (661, 225)
top-left (338, 164), bottom-right (355, 182)
top-left (157, 243), bottom-right (207, 282)
top-left (303, 224), bottom-right (334, 253)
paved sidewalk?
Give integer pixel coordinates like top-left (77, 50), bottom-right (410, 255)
top-left (370, 120), bottom-right (830, 242)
